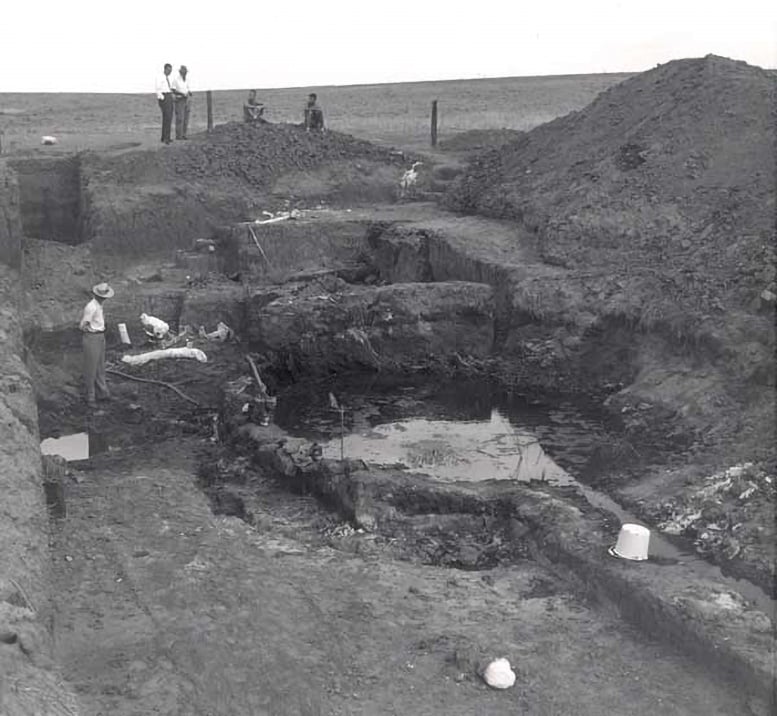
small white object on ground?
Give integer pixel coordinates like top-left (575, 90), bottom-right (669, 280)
top-left (41, 135), bottom-right (58, 145)
top-left (121, 347), bottom-right (207, 366)
top-left (140, 313), bottom-right (170, 339)
top-left (253, 209), bottom-right (302, 225)
top-left (118, 322), bottom-right (132, 345)
top-left (482, 658), bottom-right (516, 689)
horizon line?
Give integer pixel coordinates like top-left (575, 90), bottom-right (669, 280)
top-left (2, 56), bottom-right (773, 95)
top-left (0, 68), bottom-right (666, 96)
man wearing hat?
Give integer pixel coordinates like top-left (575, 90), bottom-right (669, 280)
top-left (79, 282), bottom-right (114, 409)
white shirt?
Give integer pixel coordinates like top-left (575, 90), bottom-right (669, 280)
top-left (155, 73), bottom-right (173, 100)
top-left (172, 74), bottom-right (190, 97)
top-left (80, 298), bottom-right (105, 332)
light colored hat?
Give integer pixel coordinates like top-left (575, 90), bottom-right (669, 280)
top-left (92, 282), bottom-right (114, 299)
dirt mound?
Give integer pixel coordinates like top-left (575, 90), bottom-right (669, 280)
top-left (446, 56), bottom-right (776, 321)
top-left (438, 128), bottom-right (525, 154)
top-left (90, 122), bottom-right (406, 190)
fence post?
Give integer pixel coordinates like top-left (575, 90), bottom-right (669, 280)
top-left (206, 91), bottom-right (213, 133)
top-left (430, 100), bottom-right (438, 147)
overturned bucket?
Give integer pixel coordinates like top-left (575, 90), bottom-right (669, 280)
top-left (609, 523), bottom-right (650, 561)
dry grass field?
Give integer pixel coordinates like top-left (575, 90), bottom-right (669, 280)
top-left (0, 72), bottom-right (631, 154)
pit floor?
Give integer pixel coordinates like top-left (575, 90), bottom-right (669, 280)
top-left (47, 440), bottom-right (754, 716)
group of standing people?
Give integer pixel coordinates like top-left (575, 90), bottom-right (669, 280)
top-left (155, 64), bottom-right (192, 144)
top-left (155, 64), bottom-right (328, 145)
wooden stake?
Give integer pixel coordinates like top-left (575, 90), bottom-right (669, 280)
top-left (340, 409), bottom-right (344, 461)
top-left (245, 354), bottom-right (268, 395)
top-left (247, 225), bottom-right (272, 267)
top-left (431, 100), bottom-right (438, 147)
top-left (206, 90), bottom-right (213, 133)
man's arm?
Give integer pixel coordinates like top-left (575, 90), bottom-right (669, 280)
top-left (79, 303), bottom-right (93, 331)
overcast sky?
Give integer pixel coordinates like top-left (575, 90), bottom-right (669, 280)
top-left (2, 0), bottom-right (775, 92)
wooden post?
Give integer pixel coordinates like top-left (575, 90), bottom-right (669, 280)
top-left (431, 100), bottom-right (438, 147)
top-left (206, 90), bottom-right (213, 133)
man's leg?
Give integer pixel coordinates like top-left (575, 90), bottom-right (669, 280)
top-left (158, 99), bottom-right (166, 142)
top-left (174, 97), bottom-right (184, 139)
top-left (183, 98), bottom-right (190, 138)
top-left (94, 334), bottom-right (110, 399)
top-left (163, 95), bottom-right (174, 142)
top-left (83, 334), bottom-right (99, 405)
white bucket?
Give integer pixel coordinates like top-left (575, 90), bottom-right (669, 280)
top-left (609, 523), bottom-right (650, 561)
top-left (118, 323), bottom-right (131, 345)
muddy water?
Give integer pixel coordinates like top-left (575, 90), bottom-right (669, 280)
top-left (274, 376), bottom-right (608, 474)
top-left (319, 410), bottom-right (572, 484)
top-left (275, 376), bottom-right (775, 615)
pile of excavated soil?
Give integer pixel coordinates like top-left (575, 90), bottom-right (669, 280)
top-left (86, 122), bottom-right (407, 190)
top-left (446, 56), bottom-right (776, 323)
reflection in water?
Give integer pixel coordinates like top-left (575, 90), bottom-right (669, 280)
top-left (40, 432), bottom-right (89, 461)
top-left (322, 408), bottom-right (574, 485)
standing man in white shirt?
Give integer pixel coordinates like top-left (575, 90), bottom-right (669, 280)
top-left (155, 63), bottom-right (175, 144)
top-left (172, 65), bottom-right (192, 140)
top-left (79, 282), bottom-right (114, 409)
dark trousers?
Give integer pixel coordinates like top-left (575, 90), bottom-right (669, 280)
top-left (158, 93), bottom-right (174, 142)
top-left (174, 96), bottom-right (190, 139)
top-left (83, 332), bottom-right (108, 401)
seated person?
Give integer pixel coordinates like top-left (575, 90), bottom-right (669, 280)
top-left (243, 89), bottom-right (266, 123)
top-left (303, 93), bottom-right (325, 132)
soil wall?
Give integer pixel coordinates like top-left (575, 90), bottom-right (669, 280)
top-left (245, 280), bottom-right (495, 372)
top-left (11, 156), bottom-right (83, 244)
top-left (0, 161), bottom-right (81, 713)
top-left (0, 160), bottom-right (22, 268)
top-left (82, 178), bottom-right (252, 257)
top-left (219, 219), bottom-right (371, 281)
top-left (366, 219), bottom-right (774, 440)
